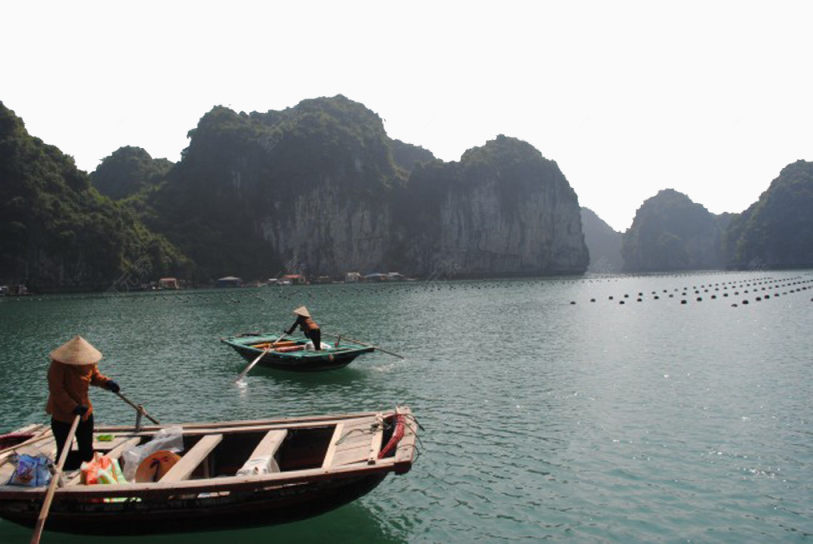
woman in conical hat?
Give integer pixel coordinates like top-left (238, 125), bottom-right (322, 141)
top-left (285, 306), bottom-right (322, 350)
top-left (46, 335), bottom-right (120, 470)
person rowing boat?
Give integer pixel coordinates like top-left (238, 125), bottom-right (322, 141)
top-left (45, 335), bottom-right (120, 470)
top-left (285, 306), bottom-right (322, 350)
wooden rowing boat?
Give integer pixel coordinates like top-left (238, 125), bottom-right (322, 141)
top-left (221, 333), bottom-right (375, 371)
top-left (0, 407), bottom-right (417, 535)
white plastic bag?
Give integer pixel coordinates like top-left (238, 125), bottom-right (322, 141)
top-left (122, 426), bottom-right (184, 481)
top-left (236, 455), bottom-right (272, 476)
top-left (304, 341), bottom-right (330, 350)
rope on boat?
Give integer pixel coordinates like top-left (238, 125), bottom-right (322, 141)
top-left (331, 411), bottom-right (424, 461)
top-left (334, 421), bottom-right (381, 446)
top-left (396, 413), bottom-right (425, 461)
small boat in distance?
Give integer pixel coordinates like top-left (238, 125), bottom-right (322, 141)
top-left (221, 333), bottom-right (375, 372)
top-left (0, 407), bottom-right (417, 535)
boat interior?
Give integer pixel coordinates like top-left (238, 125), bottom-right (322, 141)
top-left (1, 412), bottom-right (404, 489)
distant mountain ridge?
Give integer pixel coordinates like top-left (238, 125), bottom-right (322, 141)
top-left (130, 96), bottom-right (589, 279)
top-left (91, 146), bottom-right (173, 200)
top-left (3, 93), bottom-right (812, 291)
top-left (580, 207), bottom-right (622, 273)
top-left (723, 160), bottom-right (813, 269)
top-left (0, 101), bottom-right (190, 291)
top-left (622, 189), bottom-right (730, 272)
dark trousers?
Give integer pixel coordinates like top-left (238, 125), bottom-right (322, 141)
top-left (307, 329), bottom-right (322, 350)
top-left (51, 415), bottom-right (94, 470)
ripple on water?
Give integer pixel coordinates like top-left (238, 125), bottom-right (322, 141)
top-left (1, 273), bottom-right (813, 542)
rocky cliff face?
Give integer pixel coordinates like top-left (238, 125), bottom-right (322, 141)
top-left (724, 160), bottom-right (813, 269)
top-left (392, 136), bottom-right (588, 276)
top-left (134, 98), bottom-right (589, 279)
top-left (258, 178), bottom-right (392, 276)
top-left (146, 97), bottom-right (400, 278)
top-left (622, 189), bottom-right (729, 272)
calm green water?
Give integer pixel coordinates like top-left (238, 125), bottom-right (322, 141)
top-left (1, 271), bottom-right (812, 543)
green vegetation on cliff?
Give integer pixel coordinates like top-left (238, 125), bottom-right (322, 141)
top-left (622, 189), bottom-right (730, 272)
top-left (724, 160), bottom-right (813, 269)
top-left (145, 95), bottom-right (404, 279)
top-left (390, 135), bottom-right (588, 276)
top-left (90, 146), bottom-right (172, 200)
top-left (390, 139), bottom-right (435, 172)
top-left (0, 102), bottom-right (191, 291)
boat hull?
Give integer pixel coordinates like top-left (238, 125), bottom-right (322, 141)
top-left (222, 334), bottom-right (374, 372)
top-left (0, 473), bottom-right (386, 535)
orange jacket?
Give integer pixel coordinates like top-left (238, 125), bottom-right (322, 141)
top-left (46, 360), bottom-right (112, 423)
top-left (287, 315), bottom-right (320, 334)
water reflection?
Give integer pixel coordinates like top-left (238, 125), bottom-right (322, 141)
top-left (0, 502), bottom-right (404, 544)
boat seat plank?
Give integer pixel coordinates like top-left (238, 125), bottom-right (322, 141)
top-left (244, 429), bottom-right (287, 473)
top-left (104, 436), bottom-right (142, 462)
top-left (321, 423), bottom-right (344, 469)
top-left (332, 444), bottom-right (377, 467)
top-left (368, 414), bottom-right (384, 463)
top-left (249, 430), bottom-right (287, 459)
top-left (160, 434), bottom-right (222, 483)
top-left (0, 464), bottom-right (14, 482)
top-left (340, 417), bottom-right (377, 430)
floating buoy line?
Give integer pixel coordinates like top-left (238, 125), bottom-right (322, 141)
top-left (568, 274), bottom-right (813, 308)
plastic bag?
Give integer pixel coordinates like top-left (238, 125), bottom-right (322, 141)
top-left (236, 455), bottom-right (272, 476)
top-left (121, 426), bottom-right (184, 481)
top-left (6, 454), bottom-right (52, 487)
top-left (304, 341), bottom-right (330, 350)
top-left (81, 452), bottom-right (127, 485)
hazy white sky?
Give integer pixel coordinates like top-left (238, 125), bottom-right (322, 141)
top-left (3, 0), bottom-right (812, 231)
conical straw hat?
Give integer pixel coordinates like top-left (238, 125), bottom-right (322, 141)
top-left (293, 306), bottom-right (311, 318)
top-left (49, 335), bottom-right (103, 366)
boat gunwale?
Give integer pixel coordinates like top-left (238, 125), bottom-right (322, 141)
top-left (220, 335), bottom-right (374, 359)
top-left (0, 407), bottom-right (416, 501)
top-left (87, 408), bottom-right (396, 433)
top-left (0, 459), bottom-right (401, 500)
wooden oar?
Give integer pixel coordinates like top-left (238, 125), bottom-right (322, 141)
top-left (30, 414), bottom-right (80, 544)
top-left (323, 332), bottom-right (404, 359)
top-left (235, 348), bottom-right (269, 383)
top-left (115, 391), bottom-right (160, 425)
top-left (234, 333), bottom-right (288, 382)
